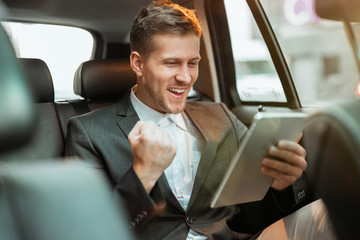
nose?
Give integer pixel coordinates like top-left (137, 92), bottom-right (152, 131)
top-left (176, 65), bottom-right (192, 84)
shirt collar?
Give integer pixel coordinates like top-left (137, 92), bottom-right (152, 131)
top-left (130, 86), bottom-right (188, 131)
top-left (169, 113), bottom-right (187, 132)
top-left (130, 86), bottom-right (163, 124)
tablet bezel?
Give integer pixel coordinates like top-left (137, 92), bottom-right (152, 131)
top-left (210, 111), bottom-right (307, 208)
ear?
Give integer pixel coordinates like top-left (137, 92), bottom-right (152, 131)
top-left (130, 51), bottom-right (143, 77)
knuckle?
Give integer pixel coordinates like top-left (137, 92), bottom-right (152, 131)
top-left (290, 175), bottom-right (297, 183)
top-left (302, 160), bottom-right (308, 169)
top-left (283, 174), bottom-right (295, 183)
top-left (294, 169), bottom-right (302, 179)
top-left (283, 163), bottom-right (292, 173)
top-left (266, 159), bottom-right (276, 167)
top-left (301, 148), bottom-right (307, 157)
top-left (140, 133), bottom-right (151, 143)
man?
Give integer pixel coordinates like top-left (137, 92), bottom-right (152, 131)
top-left (66, 1), bottom-right (334, 239)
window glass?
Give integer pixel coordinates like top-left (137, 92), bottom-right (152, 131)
top-left (261, 0), bottom-right (360, 107)
top-left (351, 22), bottom-right (360, 97)
top-left (2, 22), bottom-right (94, 100)
top-left (224, 0), bottom-right (287, 103)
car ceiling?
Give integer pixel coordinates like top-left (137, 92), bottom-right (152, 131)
top-left (0, 0), bottom-right (191, 42)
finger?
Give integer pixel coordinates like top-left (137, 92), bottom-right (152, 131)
top-left (154, 126), bottom-right (174, 148)
top-left (261, 166), bottom-right (297, 186)
top-left (296, 132), bottom-right (303, 143)
top-left (130, 121), bottom-right (144, 136)
top-left (140, 121), bottom-right (158, 139)
top-left (262, 158), bottom-right (304, 178)
top-left (268, 146), bottom-right (307, 169)
top-left (261, 168), bottom-right (297, 190)
top-left (275, 140), bottom-right (306, 157)
top-left (141, 121), bottom-right (157, 131)
top-left (128, 121), bottom-right (144, 144)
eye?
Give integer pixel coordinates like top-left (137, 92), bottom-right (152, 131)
top-left (188, 61), bottom-right (199, 67)
top-left (164, 61), bottom-right (178, 67)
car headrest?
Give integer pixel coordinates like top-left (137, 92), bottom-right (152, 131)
top-left (315, 0), bottom-right (360, 22)
top-left (18, 58), bottom-right (54, 103)
top-left (0, 25), bottom-right (35, 155)
top-left (74, 59), bottom-right (137, 100)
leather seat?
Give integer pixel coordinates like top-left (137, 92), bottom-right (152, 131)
top-left (56, 59), bottom-right (137, 139)
top-left (19, 58), bottom-right (55, 103)
top-left (73, 59), bottom-right (136, 101)
top-left (303, 100), bottom-right (360, 239)
top-left (0, 28), bottom-right (35, 155)
top-left (2, 58), bottom-right (64, 161)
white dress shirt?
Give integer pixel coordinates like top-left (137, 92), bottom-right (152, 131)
top-left (130, 87), bottom-right (207, 239)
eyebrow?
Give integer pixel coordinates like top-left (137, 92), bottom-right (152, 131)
top-left (160, 56), bottom-right (201, 62)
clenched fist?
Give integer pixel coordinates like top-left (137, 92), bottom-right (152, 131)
top-left (128, 121), bottom-right (176, 193)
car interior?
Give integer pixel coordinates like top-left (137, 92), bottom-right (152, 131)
top-left (0, 0), bottom-right (359, 239)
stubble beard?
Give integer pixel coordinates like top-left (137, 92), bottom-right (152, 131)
top-left (145, 84), bottom-right (187, 114)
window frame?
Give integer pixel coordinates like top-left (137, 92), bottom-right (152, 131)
top-left (1, 21), bottom-right (99, 101)
top-left (206, 0), bottom-right (302, 109)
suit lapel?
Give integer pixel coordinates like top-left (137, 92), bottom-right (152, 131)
top-left (158, 175), bottom-right (185, 213)
top-left (116, 92), bottom-right (139, 137)
top-left (185, 104), bottom-right (220, 209)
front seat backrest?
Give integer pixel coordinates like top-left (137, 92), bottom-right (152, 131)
top-left (303, 100), bottom-right (360, 240)
top-left (0, 24), bottom-right (34, 155)
top-left (2, 58), bottom-right (64, 161)
top-left (0, 161), bottom-right (135, 240)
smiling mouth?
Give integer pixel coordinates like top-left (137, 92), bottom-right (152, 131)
top-left (168, 87), bottom-right (186, 94)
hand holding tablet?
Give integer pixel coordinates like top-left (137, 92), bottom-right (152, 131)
top-left (210, 111), bottom-right (307, 208)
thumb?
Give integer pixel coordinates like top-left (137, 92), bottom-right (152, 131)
top-left (296, 132), bottom-right (303, 143)
top-left (128, 121), bottom-right (143, 145)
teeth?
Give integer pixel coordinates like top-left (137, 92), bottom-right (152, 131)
top-left (168, 88), bottom-right (185, 93)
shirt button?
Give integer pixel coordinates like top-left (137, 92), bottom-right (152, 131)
top-left (141, 211), bottom-right (148, 218)
top-left (130, 222), bottom-right (136, 229)
top-left (186, 217), bottom-right (195, 224)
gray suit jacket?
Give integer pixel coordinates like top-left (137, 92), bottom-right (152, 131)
top-left (66, 92), bottom-right (311, 240)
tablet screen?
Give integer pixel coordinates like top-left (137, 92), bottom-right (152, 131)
top-left (210, 111), bottom-right (307, 208)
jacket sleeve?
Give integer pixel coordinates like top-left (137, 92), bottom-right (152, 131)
top-left (270, 168), bottom-right (312, 212)
top-left (65, 116), bottom-right (165, 230)
top-left (115, 170), bottom-right (166, 229)
top-left (65, 117), bottom-right (102, 166)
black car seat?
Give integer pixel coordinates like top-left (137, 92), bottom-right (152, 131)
top-left (2, 58), bottom-right (64, 161)
top-left (55, 59), bottom-right (137, 139)
top-left (0, 22), bottom-right (35, 156)
top-left (303, 100), bottom-right (360, 240)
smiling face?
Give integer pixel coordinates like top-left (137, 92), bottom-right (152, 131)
top-left (130, 33), bottom-right (201, 114)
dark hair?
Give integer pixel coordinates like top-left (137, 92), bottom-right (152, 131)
top-left (130, 0), bottom-right (202, 57)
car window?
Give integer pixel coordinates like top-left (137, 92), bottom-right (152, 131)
top-left (260, 0), bottom-right (360, 107)
top-left (2, 22), bottom-right (94, 100)
top-left (224, 0), bottom-right (287, 103)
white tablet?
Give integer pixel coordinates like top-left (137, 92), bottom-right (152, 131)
top-left (210, 111), bottom-right (307, 208)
